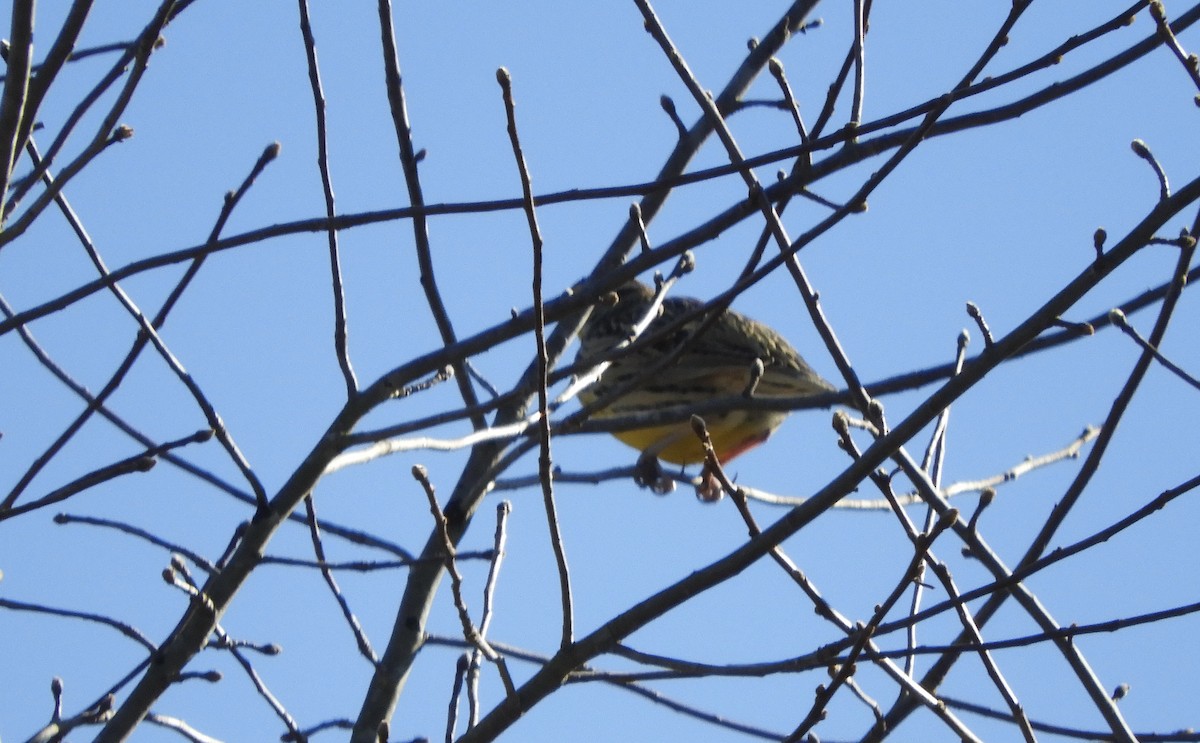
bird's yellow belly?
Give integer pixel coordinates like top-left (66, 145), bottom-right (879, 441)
top-left (609, 409), bottom-right (787, 465)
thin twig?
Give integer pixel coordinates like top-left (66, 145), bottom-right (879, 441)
top-left (629, 202), bottom-right (652, 253)
top-left (865, 372), bottom-right (1036, 742)
top-left (376, 0), bottom-right (485, 429)
top-left (468, 502), bottom-right (511, 727)
top-left (773, 61), bottom-right (810, 149)
top-left (4, 0), bottom-right (195, 216)
top-left (943, 694), bottom-right (1200, 743)
top-left (658, 94), bottom-right (688, 138)
top-left (144, 713), bottom-right (221, 743)
top-left (850, 0), bottom-right (867, 132)
top-left (495, 415), bottom-right (1101, 505)
top-left (903, 330), bottom-right (969, 677)
top-left (786, 510), bottom-right (959, 742)
top-left (636, 0), bottom-right (881, 417)
top-left (429, 633), bottom-right (789, 740)
top-left (498, 66), bottom-right (574, 648)
top-left (691, 417), bottom-right (983, 741)
top-left (2, 141), bottom-right (280, 511)
top-left (167, 560), bottom-right (301, 739)
top-left (296, 0), bottom-right (358, 398)
top-left (53, 513), bottom-right (218, 573)
top-left (0, 291), bottom-right (410, 559)
top-left (260, 552), bottom-right (492, 571)
top-left (447, 654), bottom-right (470, 743)
top-left (0, 0), bottom-right (35, 220)
top-left (554, 252), bottom-right (694, 408)
top-left (1132, 138), bottom-right (1171, 201)
top-left (0, 597), bottom-right (156, 651)
top-left (0, 0), bottom-right (176, 242)
top-left (4, 0), bottom-right (1195, 341)
top-left (325, 415), bottom-right (544, 473)
top-left (606, 589), bottom-right (1200, 682)
top-left (930, 561), bottom-right (1038, 742)
top-left (883, 445), bottom-right (1137, 742)
top-left (811, 16), bottom-right (857, 139)
top-left (7, 0), bottom-right (93, 152)
top-left (966, 302), bottom-right (994, 347)
top-left (875, 211), bottom-right (1199, 739)
top-left (1109, 306), bottom-right (1200, 390)
top-left (736, 57), bottom-right (810, 278)
top-left (1148, 0), bottom-right (1200, 98)
top-left (303, 495), bottom-right (377, 662)
top-left (412, 465), bottom-right (517, 697)
top-left (0, 430), bottom-right (209, 520)
top-left (26, 687), bottom-right (116, 743)
top-left (873, 471), bottom-right (1200, 647)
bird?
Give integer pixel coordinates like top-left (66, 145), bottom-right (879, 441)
top-left (575, 279), bottom-right (834, 498)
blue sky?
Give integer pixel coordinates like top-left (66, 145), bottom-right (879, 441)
top-left (2, 1), bottom-right (1199, 741)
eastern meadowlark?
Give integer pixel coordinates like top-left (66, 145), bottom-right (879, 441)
top-left (576, 280), bottom-right (834, 493)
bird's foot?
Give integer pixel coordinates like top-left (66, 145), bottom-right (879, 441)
top-left (634, 453), bottom-right (676, 495)
top-left (695, 463), bottom-right (725, 502)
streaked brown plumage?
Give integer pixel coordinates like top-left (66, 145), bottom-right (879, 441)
top-left (575, 280), bottom-right (834, 469)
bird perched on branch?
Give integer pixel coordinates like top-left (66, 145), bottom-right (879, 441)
top-left (575, 280), bottom-right (834, 499)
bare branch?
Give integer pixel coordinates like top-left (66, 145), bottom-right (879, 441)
top-left (497, 66), bottom-right (573, 648)
top-left (296, 0), bottom-right (358, 398)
